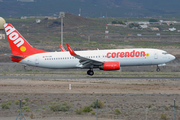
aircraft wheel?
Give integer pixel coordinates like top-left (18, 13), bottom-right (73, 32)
top-left (87, 70), bottom-right (90, 75)
top-left (89, 70), bottom-right (94, 76)
top-left (87, 70), bottom-right (94, 76)
top-left (156, 68), bottom-right (160, 72)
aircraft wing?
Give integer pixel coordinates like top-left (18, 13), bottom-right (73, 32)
top-left (66, 43), bottom-right (103, 68)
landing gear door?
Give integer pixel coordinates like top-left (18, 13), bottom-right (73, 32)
top-left (154, 52), bottom-right (158, 59)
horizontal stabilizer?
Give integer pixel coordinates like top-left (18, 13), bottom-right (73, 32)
top-left (4, 54), bottom-right (25, 62)
top-left (4, 54), bottom-right (25, 58)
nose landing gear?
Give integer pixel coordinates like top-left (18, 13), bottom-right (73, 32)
top-left (87, 69), bottom-right (94, 76)
top-left (156, 65), bottom-right (160, 72)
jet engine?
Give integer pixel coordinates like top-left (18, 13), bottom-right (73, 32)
top-left (99, 61), bottom-right (120, 71)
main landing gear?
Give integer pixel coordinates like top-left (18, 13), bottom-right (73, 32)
top-left (156, 65), bottom-right (160, 72)
top-left (87, 69), bottom-right (94, 76)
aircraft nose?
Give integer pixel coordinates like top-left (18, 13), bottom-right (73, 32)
top-left (170, 54), bottom-right (176, 60)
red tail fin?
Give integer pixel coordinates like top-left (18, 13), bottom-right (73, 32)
top-left (4, 23), bottom-right (47, 57)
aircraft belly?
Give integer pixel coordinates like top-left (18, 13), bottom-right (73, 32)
top-left (119, 57), bottom-right (148, 66)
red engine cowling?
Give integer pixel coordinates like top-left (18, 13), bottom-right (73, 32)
top-left (99, 61), bottom-right (120, 71)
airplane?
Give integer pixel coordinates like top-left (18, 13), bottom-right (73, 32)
top-left (4, 23), bottom-right (176, 76)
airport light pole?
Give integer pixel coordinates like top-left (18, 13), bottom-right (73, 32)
top-left (174, 99), bottom-right (176, 120)
top-left (96, 98), bottom-right (98, 120)
top-left (60, 12), bottom-right (65, 46)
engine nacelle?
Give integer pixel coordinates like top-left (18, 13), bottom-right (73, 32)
top-left (99, 61), bottom-right (120, 71)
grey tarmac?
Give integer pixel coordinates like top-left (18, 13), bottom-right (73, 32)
top-left (0, 76), bottom-right (180, 79)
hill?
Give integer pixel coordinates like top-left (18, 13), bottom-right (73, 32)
top-left (1, 0), bottom-right (180, 18)
top-left (0, 14), bottom-right (179, 63)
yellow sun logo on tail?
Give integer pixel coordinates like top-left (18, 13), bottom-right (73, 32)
top-left (20, 46), bottom-right (26, 52)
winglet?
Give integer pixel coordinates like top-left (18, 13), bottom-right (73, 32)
top-left (66, 43), bottom-right (77, 56)
top-left (59, 44), bottom-right (66, 52)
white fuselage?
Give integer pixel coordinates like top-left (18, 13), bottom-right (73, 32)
top-left (19, 48), bottom-right (175, 69)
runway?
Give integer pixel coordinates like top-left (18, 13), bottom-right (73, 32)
top-left (0, 92), bottom-right (176, 95)
top-left (0, 76), bottom-right (180, 79)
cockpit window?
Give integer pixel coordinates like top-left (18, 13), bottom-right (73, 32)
top-left (162, 52), bottom-right (168, 55)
